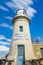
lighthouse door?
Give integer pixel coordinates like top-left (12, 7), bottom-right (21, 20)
top-left (17, 45), bottom-right (25, 65)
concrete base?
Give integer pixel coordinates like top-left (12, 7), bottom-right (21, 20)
top-left (25, 60), bottom-right (40, 65)
top-left (0, 58), bottom-right (43, 65)
top-left (40, 58), bottom-right (43, 65)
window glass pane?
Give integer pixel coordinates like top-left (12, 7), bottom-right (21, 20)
top-left (19, 26), bottom-right (23, 32)
top-left (40, 48), bottom-right (43, 57)
top-left (17, 45), bottom-right (25, 65)
top-left (18, 45), bottom-right (24, 56)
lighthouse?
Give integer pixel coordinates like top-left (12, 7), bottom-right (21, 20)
top-left (6, 9), bottom-right (37, 65)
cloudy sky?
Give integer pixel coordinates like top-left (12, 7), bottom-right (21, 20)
top-left (0, 0), bottom-right (43, 57)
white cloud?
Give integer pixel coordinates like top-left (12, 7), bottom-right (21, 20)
top-left (0, 46), bottom-right (9, 51)
top-left (0, 23), bottom-right (13, 30)
top-left (26, 7), bottom-right (37, 19)
top-left (12, 0), bottom-right (33, 6)
top-left (0, 35), bottom-right (11, 43)
top-left (5, 2), bottom-right (16, 8)
top-left (3, 1), bottom-right (16, 12)
top-left (0, 36), bottom-right (10, 56)
top-left (0, 41), bottom-right (10, 46)
top-left (0, 6), bottom-right (9, 11)
top-left (3, 0), bottom-right (37, 19)
top-left (5, 16), bottom-right (13, 20)
top-left (0, 35), bottom-right (11, 46)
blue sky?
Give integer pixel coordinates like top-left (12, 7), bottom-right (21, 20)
top-left (0, 0), bottom-right (43, 57)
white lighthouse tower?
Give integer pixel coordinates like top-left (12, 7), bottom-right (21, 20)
top-left (6, 9), bottom-right (37, 65)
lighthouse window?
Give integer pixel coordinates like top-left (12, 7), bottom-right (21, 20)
top-left (17, 45), bottom-right (25, 65)
top-left (40, 48), bottom-right (43, 57)
top-left (19, 26), bottom-right (23, 32)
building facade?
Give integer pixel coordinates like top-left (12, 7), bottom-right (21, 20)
top-left (0, 9), bottom-right (43, 65)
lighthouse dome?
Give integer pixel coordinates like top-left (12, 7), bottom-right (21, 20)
top-left (17, 8), bottom-right (27, 16)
